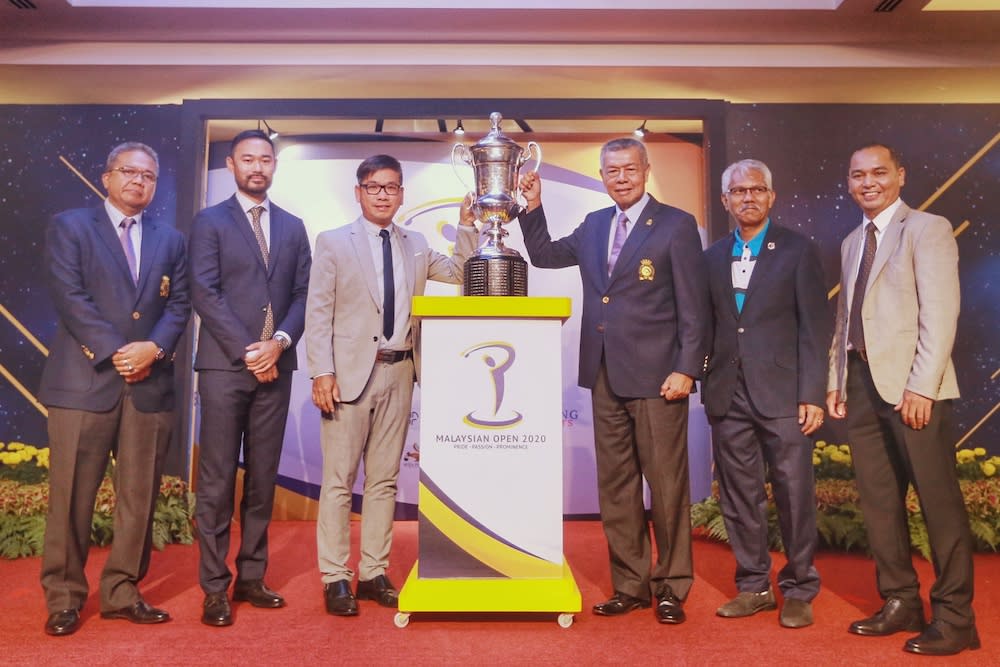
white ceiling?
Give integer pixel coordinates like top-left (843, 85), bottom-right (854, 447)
top-left (1, 0), bottom-right (998, 107)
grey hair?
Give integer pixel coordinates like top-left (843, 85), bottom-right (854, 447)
top-left (721, 159), bottom-right (772, 191)
top-left (600, 137), bottom-right (648, 168)
top-left (105, 142), bottom-right (160, 172)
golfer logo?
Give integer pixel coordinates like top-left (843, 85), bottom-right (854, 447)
top-left (462, 341), bottom-right (523, 429)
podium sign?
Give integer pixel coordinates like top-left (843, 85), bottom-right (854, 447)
top-left (397, 296), bottom-right (580, 625)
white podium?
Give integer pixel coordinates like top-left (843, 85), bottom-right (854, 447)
top-left (396, 296), bottom-right (581, 628)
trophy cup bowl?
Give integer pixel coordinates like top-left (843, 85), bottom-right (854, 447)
top-left (453, 112), bottom-right (541, 296)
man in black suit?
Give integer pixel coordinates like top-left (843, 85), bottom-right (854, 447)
top-left (39, 141), bottom-right (190, 636)
top-left (702, 159), bottom-right (831, 629)
top-left (189, 129), bottom-right (311, 626)
top-left (519, 137), bottom-right (711, 624)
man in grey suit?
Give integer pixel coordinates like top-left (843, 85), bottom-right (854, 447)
top-left (827, 143), bottom-right (977, 656)
top-left (703, 159), bottom-right (830, 629)
top-left (518, 138), bottom-right (711, 624)
top-left (39, 142), bottom-right (190, 636)
top-left (306, 154), bottom-right (476, 616)
top-left (189, 129), bottom-right (312, 627)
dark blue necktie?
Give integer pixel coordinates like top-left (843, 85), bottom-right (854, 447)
top-left (380, 229), bottom-right (394, 340)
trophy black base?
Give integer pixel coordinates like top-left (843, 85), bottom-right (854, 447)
top-left (463, 254), bottom-right (528, 297)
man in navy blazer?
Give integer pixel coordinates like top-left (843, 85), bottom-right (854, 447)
top-left (189, 129), bottom-right (311, 626)
top-left (519, 137), bottom-right (711, 624)
top-left (702, 159), bottom-right (831, 629)
top-left (39, 142), bottom-right (190, 636)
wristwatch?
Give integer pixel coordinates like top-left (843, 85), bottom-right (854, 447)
top-left (273, 334), bottom-right (290, 351)
top-left (154, 347), bottom-right (166, 361)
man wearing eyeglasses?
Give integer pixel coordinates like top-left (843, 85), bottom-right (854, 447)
top-left (305, 154), bottom-right (476, 616)
top-left (39, 142), bottom-right (190, 636)
top-left (702, 159), bottom-right (830, 629)
top-left (518, 138), bottom-right (710, 625)
top-left (189, 129), bottom-right (312, 627)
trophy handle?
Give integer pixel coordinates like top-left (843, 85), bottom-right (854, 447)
top-left (519, 141), bottom-right (543, 175)
top-left (451, 143), bottom-right (474, 194)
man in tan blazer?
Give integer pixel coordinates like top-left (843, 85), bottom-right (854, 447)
top-left (305, 154), bottom-right (477, 616)
top-left (827, 144), bottom-right (976, 656)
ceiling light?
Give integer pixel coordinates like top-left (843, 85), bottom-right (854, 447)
top-left (454, 120), bottom-right (465, 136)
top-left (633, 120), bottom-right (648, 138)
top-left (261, 119), bottom-right (279, 140)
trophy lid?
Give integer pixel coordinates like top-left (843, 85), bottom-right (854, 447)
top-left (470, 112), bottom-right (521, 152)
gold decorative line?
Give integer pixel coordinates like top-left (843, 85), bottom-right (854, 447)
top-left (919, 131), bottom-right (1000, 211)
top-left (0, 362), bottom-right (48, 418)
top-left (991, 368), bottom-right (1000, 381)
top-left (58, 155), bottom-right (105, 200)
top-left (828, 284), bottom-right (840, 300)
top-left (954, 400), bottom-right (1000, 449)
top-left (0, 303), bottom-right (49, 356)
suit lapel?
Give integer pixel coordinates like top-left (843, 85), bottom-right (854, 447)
top-left (350, 219), bottom-right (381, 306)
top-left (93, 207), bottom-right (137, 288)
top-left (266, 205), bottom-right (284, 278)
top-left (842, 225), bottom-right (864, 303)
top-left (712, 242), bottom-right (741, 321)
top-left (592, 207), bottom-right (614, 288)
top-left (136, 217), bottom-right (163, 298)
top-left (227, 196), bottom-right (268, 272)
top-left (741, 224), bottom-right (778, 312)
top-left (867, 203), bottom-right (908, 292)
top-left (397, 226), bottom-right (416, 297)
top-left (608, 198), bottom-right (657, 283)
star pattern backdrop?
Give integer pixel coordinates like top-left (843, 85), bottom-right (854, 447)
top-left (0, 104), bottom-right (181, 446)
top-left (725, 103), bottom-right (1000, 453)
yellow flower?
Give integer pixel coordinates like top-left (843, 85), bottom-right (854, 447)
top-left (8, 442), bottom-right (25, 451)
top-left (973, 447), bottom-right (986, 457)
top-left (956, 449), bottom-right (976, 464)
top-left (814, 440), bottom-right (827, 450)
top-left (839, 444), bottom-right (851, 453)
top-left (982, 462), bottom-right (997, 478)
top-left (812, 455), bottom-right (821, 466)
top-left (824, 444), bottom-right (839, 456)
top-left (830, 451), bottom-right (845, 463)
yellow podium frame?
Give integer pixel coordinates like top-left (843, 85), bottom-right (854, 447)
top-left (396, 296), bottom-right (581, 628)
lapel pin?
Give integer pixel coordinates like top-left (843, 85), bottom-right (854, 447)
top-left (767, 242), bottom-right (775, 250)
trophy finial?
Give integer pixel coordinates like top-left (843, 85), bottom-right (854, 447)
top-left (490, 112), bottom-right (503, 132)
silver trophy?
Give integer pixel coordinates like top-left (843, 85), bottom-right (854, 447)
top-left (452, 112), bottom-right (541, 296)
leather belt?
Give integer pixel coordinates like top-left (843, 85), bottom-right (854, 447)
top-left (375, 349), bottom-right (413, 364)
top-left (848, 349), bottom-right (869, 363)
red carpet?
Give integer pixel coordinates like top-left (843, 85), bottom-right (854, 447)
top-left (3, 521), bottom-right (996, 665)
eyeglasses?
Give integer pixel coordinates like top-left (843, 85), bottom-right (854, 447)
top-left (727, 186), bottom-right (770, 197)
top-left (109, 166), bottom-right (158, 184)
top-left (360, 182), bottom-right (401, 196)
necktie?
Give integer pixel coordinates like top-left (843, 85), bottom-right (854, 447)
top-left (847, 222), bottom-right (877, 352)
top-left (380, 229), bottom-right (395, 341)
top-left (119, 218), bottom-right (138, 285)
top-left (607, 211), bottom-right (628, 276)
top-left (249, 206), bottom-right (275, 341)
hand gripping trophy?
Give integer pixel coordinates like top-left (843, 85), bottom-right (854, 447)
top-left (452, 112), bottom-right (541, 296)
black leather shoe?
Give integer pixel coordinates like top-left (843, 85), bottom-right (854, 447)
top-left (100, 599), bottom-right (170, 624)
top-left (324, 580), bottom-right (358, 616)
top-left (848, 597), bottom-right (924, 636)
top-left (904, 620), bottom-right (981, 656)
top-left (655, 589), bottom-right (686, 625)
top-left (356, 574), bottom-right (399, 609)
top-left (593, 592), bottom-right (651, 616)
top-left (201, 592), bottom-right (233, 627)
top-left (233, 579), bottom-right (286, 608)
top-left (45, 609), bottom-right (81, 636)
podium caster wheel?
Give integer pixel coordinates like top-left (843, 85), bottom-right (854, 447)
top-left (394, 612), bottom-right (410, 628)
top-left (557, 613), bottom-right (574, 628)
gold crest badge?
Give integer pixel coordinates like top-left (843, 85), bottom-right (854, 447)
top-left (639, 259), bottom-right (655, 281)
top-left (160, 275), bottom-right (170, 297)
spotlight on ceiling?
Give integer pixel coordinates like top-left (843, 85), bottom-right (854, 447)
top-left (453, 120), bottom-right (465, 136)
top-left (261, 119), bottom-right (279, 140)
top-left (633, 120), bottom-right (649, 138)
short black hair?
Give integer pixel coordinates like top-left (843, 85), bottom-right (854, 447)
top-left (230, 129), bottom-right (274, 155)
top-left (357, 154), bottom-right (403, 184)
top-left (852, 142), bottom-right (903, 168)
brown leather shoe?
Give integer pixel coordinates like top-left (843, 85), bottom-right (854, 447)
top-left (100, 599), bottom-right (170, 624)
top-left (848, 597), bottom-right (924, 636)
top-left (45, 609), bottom-right (81, 636)
top-left (324, 580), bottom-right (358, 616)
top-left (356, 574), bottom-right (399, 608)
top-left (779, 598), bottom-right (814, 628)
top-left (904, 620), bottom-right (981, 656)
top-left (201, 592), bottom-right (233, 627)
top-left (592, 592), bottom-right (651, 616)
top-left (654, 589), bottom-right (686, 625)
top-left (717, 587), bottom-right (777, 618)
top-left (233, 579), bottom-right (286, 608)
